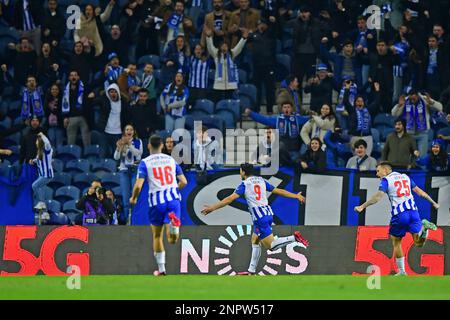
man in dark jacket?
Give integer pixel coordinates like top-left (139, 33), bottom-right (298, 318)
top-left (62, 42), bottom-right (95, 87)
top-left (13, 0), bottom-right (44, 55)
top-left (304, 64), bottom-right (334, 113)
top-left (129, 89), bottom-right (161, 142)
top-left (422, 34), bottom-right (449, 100)
top-left (290, 6), bottom-right (327, 93)
top-left (41, 0), bottom-right (65, 49)
top-left (19, 115), bottom-right (45, 165)
top-left (6, 37), bottom-right (37, 87)
top-left (61, 70), bottom-right (95, 147)
top-left (249, 19), bottom-right (276, 113)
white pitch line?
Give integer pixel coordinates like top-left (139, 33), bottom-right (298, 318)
top-left (267, 249), bottom-right (282, 255)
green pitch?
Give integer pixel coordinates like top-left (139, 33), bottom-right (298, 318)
top-left (1, 275), bottom-right (450, 300)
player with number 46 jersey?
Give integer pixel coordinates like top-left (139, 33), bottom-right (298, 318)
top-left (202, 163), bottom-right (309, 275)
top-left (130, 135), bottom-right (187, 276)
top-left (354, 162), bottom-right (440, 276)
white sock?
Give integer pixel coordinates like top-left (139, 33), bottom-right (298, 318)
top-left (396, 257), bottom-right (405, 273)
top-left (169, 224), bottom-right (179, 235)
top-left (270, 235), bottom-right (295, 251)
top-left (155, 251), bottom-right (166, 273)
top-left (248, 244), bottom-right (262, 273)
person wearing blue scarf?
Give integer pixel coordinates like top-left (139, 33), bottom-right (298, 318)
top-left (160, 72), bottom-right (190, 132)
top-left (205, 25), bottom-right (248, 102)
top-left (245, 101), bottom-right (309, 165)
top-left (104, 52), bottom-right (124, 91)
top-left (392, 89), bottom-right (443, 157)
top-left (345, 90), bottom-right (374, 155)
top-left (335, 77), bottom-right (358, 130)
top-left (21, 76), bottom-right (44, 120)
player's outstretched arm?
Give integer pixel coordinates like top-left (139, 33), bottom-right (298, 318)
top-left (271, 188), bottom-right (305, 204)
top-left (413, 186), bottom-right (440, 209)
top-left (129, 178), bottom-right (145, 205)
top-left (355, 191), bottom-right (384, 213)
top-left (201, 193), bottom-right (240, 215)
top-left (177, 174), bottom-right (187, 190)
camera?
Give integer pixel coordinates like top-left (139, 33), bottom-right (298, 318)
top-left (96, 187), bottom-right (106, 197)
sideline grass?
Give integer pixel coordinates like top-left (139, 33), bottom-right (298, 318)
top-left (1, 275), bottom-right (450, 300)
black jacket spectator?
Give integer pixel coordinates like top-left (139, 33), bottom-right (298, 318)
top-left (13, 0), bottom-right (43, 30)
top-left (19, 118), bottom-right (45, 164)
top-left (304, 73), bottom-right (334, 113)
top-left (7, 40), bottom-right (37, 86)
top-left (41, 2), bottom-right (66, 47)
top-left (129, 97), bottom-right (161, 140)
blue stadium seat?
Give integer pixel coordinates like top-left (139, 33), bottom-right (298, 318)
top-left (101, 173), bottom-right (120, 189)
top-left (378, 127), bottom-right (395, 141)
top-left (0, 116), bottom-right (11, 130)
top-left (52, 158), bottom-right (64, 173)
top-left (54, 186), bottom-right (81, 204)
top-left (373, 113), bottom-right (395, 127)
top-left (215, 110), bottom-right (236, 129)
top-left (201, 115), bottom-right (225, 133)
top-left (73, 173), bottom-right (99, 191)
top-left (0, 162), bottom-right (10, 177)
top-left (283, 39), bottom-right (293, 51)
top-left (0, 27), bottom-right (20, 41)
top-left (55, 145), bottom-right (82, 162)
top-left (42, 186), bottom-right (54, 201)
top-left (238, 69), bottom-right (247, 84)
top-left (2, 132), bottom-right (20, 148)
top-left (5, 145), bottom-right (20, 163)
top-left (153, 69), bottom-right (161, 80)
top-left (45, 199), bottom-right (62, 213)
top-left (276, 39), bottom-right (282, 53)
top-left (63, 200), bottom-right (81, 214)
top-left (48, 172), bottom-right (72, 191)
top-left (47, 212), bottom-right (70, 225)
top-left (237, 95), bottom-right (251, 113)
top-left (216, 99), bottom-right (241, 121)
top-left (91, 158), bottom-right (118, 174)
top-left (64, 159), bottom-right (91, 176)
top-left (190, 110), bottom-right (210, 119)
top-left (238, 84), bottom-right (257, 106)
top-left (371, 128), bottom-right (380, 144)
top-left (137, 54), bottom-right (161, 69)
top-left (83, 144), bottom-right (101, 161)
top-left (194, 99), bottom-right (215, 115)
top-left (275, 54), bottom-right (291, 82)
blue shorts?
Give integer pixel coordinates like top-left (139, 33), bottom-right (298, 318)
top-left (149, 200), bottom-right (181, 226)
top-left (389, 209), bottom-right (422, 238)
top-left (253, 216), bottom-right (273, 240)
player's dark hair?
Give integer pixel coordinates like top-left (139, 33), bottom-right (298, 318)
top-left (377, 161), bottom-right (393, 170)
top-left (149, 135), bottom-right (163, 149)
top-left (354, 139), bottom-right (367, 149)
top-left (240, 163), bottom-right (254, 176)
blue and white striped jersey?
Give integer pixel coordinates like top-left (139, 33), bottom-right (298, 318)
top-left (35, 134), bottom-right (54, 178)
top-left (188, 57), bottom-right (210, 89)
top-left (379, 172), bottom-right (418, 215)
top-left (137, 153), bottom-right (183, 207)
top-left (234, 176), bottom-right (275, 221)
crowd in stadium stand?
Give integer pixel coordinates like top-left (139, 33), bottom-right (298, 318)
top-left (1, 0), bottom-right (450, 224)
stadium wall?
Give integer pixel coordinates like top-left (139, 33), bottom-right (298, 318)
top-left (0, 226), bottom-right (448, 276)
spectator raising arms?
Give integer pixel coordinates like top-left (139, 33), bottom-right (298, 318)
top-left (205, 25), bottom-right (248, 102)
top-left (300, 104), bottom-right (336, 147)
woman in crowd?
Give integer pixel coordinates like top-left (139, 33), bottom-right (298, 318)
top-left (43, 83), bottom-right (64, 148)
top-left (114, 124), bottom-right (143, 222)
top-left (416, 139), bottom-right (449, 172)
top-left (299, 137), bottom-right (327, 173)
top-left (160, 72), bottom-right (190, 132)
